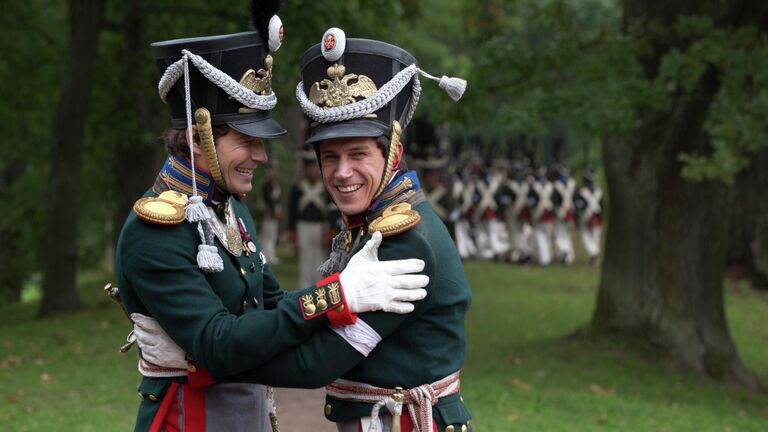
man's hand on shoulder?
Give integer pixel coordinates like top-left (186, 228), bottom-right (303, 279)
top-left (339, 231), bottom-right (428, 314)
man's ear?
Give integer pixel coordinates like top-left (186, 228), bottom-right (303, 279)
top-left (393, 141), bottom-right (404, 168)
top-left (187, 125), bottom-right (204, 158)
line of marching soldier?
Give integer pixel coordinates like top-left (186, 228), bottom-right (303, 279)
top-left (413, 154), bottom-right (604, 267)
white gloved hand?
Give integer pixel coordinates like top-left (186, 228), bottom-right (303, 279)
top-left (130, 312), bottom-right (188, 370)
top-left (339, 231), bottom-right (429, 314)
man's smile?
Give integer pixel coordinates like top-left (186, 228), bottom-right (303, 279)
top-left (337, 184), bottom-right (363, 193)
top-left (236, 167), bottom-right (254, 177)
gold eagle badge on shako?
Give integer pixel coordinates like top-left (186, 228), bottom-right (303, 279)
top-left (368, 203), bottom-right (421, 237)
top-left (133, 191), bottom-right (188, 225)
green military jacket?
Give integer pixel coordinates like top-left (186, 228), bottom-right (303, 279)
top-left (228, 199), bottom-right (473, 430)
top-left (116, 190), bottom-right (335, 429)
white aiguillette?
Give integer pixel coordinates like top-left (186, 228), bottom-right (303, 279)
top-left (133, 191), bottom-right (189, 225)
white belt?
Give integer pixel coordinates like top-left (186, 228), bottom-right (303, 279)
top-left (326, 371), bottom-right (461, 432)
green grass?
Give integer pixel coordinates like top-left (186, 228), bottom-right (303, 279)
top-left (1, 257), bottom-right (767, 431)
top-left (461, 261), bottom-right (768, 431)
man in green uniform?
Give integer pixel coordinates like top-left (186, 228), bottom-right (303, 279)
top-left (134, 26), bottom-right (475, 432)
top-left (115, 5), bottom-right (431, 431)
top-left (229, 27), bottom-right (475, 432)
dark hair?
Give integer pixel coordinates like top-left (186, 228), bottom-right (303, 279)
top-left (375, 135), bottom-right (389, 158)
top-left (162, 126), bottom-right (231, 157)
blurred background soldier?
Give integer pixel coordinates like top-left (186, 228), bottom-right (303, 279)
top-left (410, 117), bottom-right (457, 237)
top-left (490, 158), bottom-right (512, 260)
top-left (287, 146), bottom-right (329, 287)
top-left (469, 155), bottom-right (500, 260)
top-left (503, 159), bottom-right (534, 264)
top-left (529, 165), bottom-right (555, 265)
top-left (574, 167), bottom-right (604, 266)
top-left (454, 151), bottom-right (479, 259)
top-left (415, 149), bottom-right (456, 238)
top-left (551, 163), bottom-right (576, 264)
top-left (259, 161), bottom-right (282, 265)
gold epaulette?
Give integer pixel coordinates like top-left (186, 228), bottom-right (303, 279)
top-left (367, 202), bottom-right (421, 237)
top-left (133, 191), bottom-right (189, 225)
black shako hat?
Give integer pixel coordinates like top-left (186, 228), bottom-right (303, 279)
top-left (297, 28), bottom-right (467, 145)
top-left (298, 35), bottom-right (417, 144)
top-left (151, 31), bottom-right (286, 138)
top-left (296, 27), bottom-right (467, 201)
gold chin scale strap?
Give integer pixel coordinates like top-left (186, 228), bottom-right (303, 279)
top-left (371, 120), bottom-right (402, 201)
top-left (194, 107), bottom-right (227, 190)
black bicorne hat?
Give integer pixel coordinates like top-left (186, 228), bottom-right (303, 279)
top-left (152, 31), bottom-right (286, 138)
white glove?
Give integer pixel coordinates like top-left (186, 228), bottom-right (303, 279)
top-left (130, 312), bottom-right (188, 370)
top-left (339, 231), bottom-right (429, 314)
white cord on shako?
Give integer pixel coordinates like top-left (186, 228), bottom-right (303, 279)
top-left (158, 50), bottom-right (277, 111)
top-left (295, 63), bottom-right (466, 126)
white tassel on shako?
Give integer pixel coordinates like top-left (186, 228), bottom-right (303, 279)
top-left (418, 69), bottom-right (467, 102)
top-left (437, 75), bottom-right (467, 101)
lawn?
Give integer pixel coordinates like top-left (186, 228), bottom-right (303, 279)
top-left (1, 257), bottom-right (767, 431)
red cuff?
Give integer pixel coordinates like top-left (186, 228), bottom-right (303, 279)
top-left (300, 273), bottom-right (357, 325)
top-left (326, 275), bottom-right (357, 326)
top-left (187, 362), bottom-right (215, 389)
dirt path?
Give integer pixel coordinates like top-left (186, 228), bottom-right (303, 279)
top-left (274, 387), bottom-right (336, 431)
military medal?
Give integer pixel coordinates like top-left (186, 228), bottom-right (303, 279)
top-left (236, 217), bottom-right (258, 255)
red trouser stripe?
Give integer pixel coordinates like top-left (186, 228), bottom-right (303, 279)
top-left (149, 382), bottom-right (180, 432)
top-left (182, 384), bottom-right (206, 432)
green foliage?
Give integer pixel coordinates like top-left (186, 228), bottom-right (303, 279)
top-left (670, 22), bottom-right (768, 182)
top-left (466, 0), bottom-right (768, 179)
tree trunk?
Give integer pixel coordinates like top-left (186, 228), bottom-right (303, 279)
top-left (592, 0), bottom-right (765, 390)
top-left (111, 0), bottom-right (164, 250)
top-left (38, 0), bottom-right (106, 317)
top-left (0, 163), bottom-right (26, 306)
top-left (726, 149), bottom-right (768, 290)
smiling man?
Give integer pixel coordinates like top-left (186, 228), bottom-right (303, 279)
top-left (318, 137), bottom-right (389, 215)
top-left (289, 28), bottom-right (475, 432)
